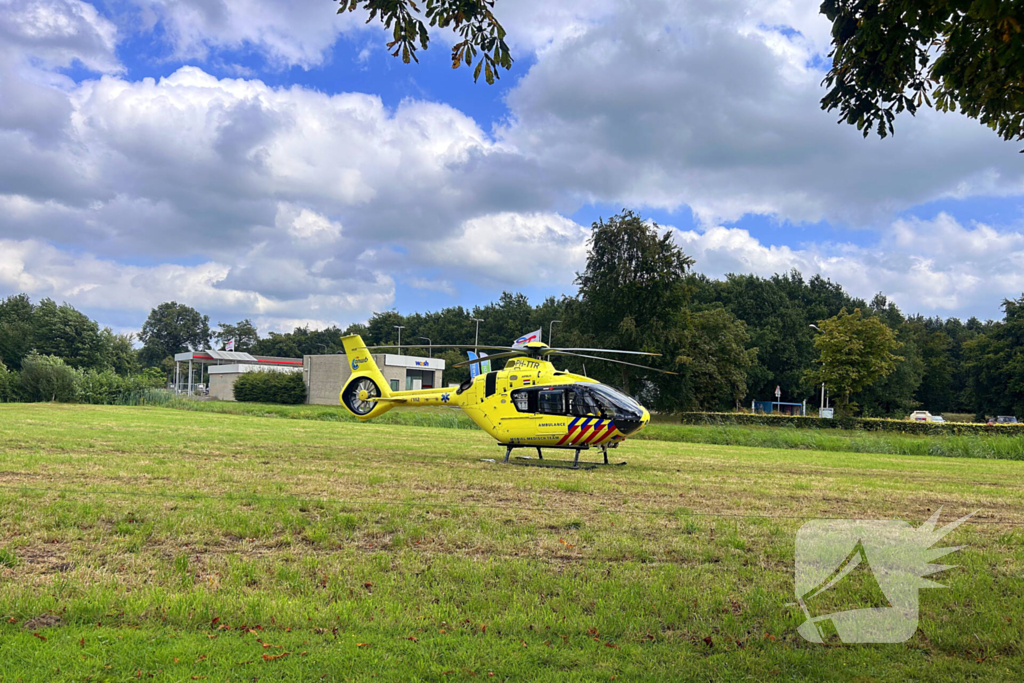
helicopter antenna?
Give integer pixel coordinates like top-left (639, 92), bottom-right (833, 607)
top-left (546, 350), bottom-right (678, 375)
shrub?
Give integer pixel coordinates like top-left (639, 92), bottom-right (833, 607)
top-left (233, 371), bottom-right (306, 405)
top-left (677, 411), bottom-right (1024, 436)
top-left (78, 368), bottom-right (176, 405)
top-left (138, 367), bottom-right (167, 388)
top-left (77, 368), bottom-right (123, 404)
top-left (18, 353), bottom-right (80, 403)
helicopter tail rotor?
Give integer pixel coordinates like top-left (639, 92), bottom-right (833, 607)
top-left (339, 335), bottom-right (395, 420)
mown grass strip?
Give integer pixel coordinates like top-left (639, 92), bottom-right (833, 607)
top-left (154, 399), bottom-right (1024, 461)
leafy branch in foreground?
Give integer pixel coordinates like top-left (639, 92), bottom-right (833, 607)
top-left (338, 0), bottom-right (512, 83)
top-left (820, 0), bottom-right (1024, 143)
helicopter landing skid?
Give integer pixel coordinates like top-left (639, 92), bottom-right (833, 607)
top-left (498, 444), bottom-right (626, 470)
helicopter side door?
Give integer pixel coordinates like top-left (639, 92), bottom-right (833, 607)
top-left (499, 385), bottom-right (593, 446)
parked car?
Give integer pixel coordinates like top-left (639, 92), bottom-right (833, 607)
top-left (928, 415), bottom-right (946, 423)
top-left (908, 410), bottom-right (933, 422)
top-left (988, 415), bottom-right (1019, 425)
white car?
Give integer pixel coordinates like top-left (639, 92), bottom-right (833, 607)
top-left (908, 410), bottom-right (932, 422)
top-left (927, 415), bottom-right (945, 423)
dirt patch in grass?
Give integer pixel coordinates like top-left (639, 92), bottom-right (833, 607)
top-left (23, 614), bottom-right (63, 630)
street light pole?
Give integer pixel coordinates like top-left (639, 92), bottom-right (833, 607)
top-left (549, 320), bottom-right (562, 346)
top-left (471, 318), bottom-right (483, 353)
top-left (419, 337), bottom-right (432, 358)
top-left (394, 325), bottom-right (405, 355)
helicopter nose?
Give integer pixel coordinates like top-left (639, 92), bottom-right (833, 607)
top-left (611, 408), bottom-right (651, 437)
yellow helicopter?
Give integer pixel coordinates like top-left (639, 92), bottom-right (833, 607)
top-left (338, 334), bottom-right (675, 469)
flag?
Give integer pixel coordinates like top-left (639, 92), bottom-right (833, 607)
top-left (226, 339), bottom-right (235, 352)
top-left (513, 328), bottom-right (543, 349)
top-left (480, 352), bottom-right (491, 373)
top-left (468, 351), bottom-right (480, 378)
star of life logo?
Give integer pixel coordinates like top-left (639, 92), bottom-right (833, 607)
top-left (793, 507), bottom-right (974, 644)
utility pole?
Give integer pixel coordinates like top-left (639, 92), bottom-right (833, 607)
top-left (549, 320), bottom-right (562, 346)
top-left (419, 337), bottom-right (432, 358)
top-left (394, 325), bottom-right (405, 355)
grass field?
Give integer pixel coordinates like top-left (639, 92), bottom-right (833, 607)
top-left (164, 398), bottom-right (1024, 462)
top-left (1, 403), bottom-right (1023, 681)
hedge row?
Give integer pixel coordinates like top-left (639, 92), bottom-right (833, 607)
top-left (677, 411), bottom-right (1024, 436)
top-left (233, 371), bottom-right (306, 405)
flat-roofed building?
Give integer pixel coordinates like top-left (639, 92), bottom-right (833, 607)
top-left (304, 354), bottom-right (445, 406)
top-left (173, 350), bottom-right (303, 400)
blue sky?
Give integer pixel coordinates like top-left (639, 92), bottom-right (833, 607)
top-left (2, 0), bottom-right (1023, 335)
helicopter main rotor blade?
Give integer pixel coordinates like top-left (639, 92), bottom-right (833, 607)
top-left (450, 350), bottom-right (527, 368)
top-left (359, 344), bottom-right (520, 352)
top-left (544, 347), bottom-right (661, 357)
top-left (548, 351), bottom-right (678, 375)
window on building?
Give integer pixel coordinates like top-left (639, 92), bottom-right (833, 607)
top-left (390, 379), bottom-right (400, 392)
top-left (405, 369), bottom-right (433, 391)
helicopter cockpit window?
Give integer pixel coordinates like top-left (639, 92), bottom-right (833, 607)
top-left (568, 387), bottom-right (601, 417)
top-left (587, 384), bottom-right (643, 419)
top-left (537, 389), bottom-right (565, 415)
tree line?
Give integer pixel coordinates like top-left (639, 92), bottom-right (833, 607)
top-left (3, 211), bottom-right (1024, 418)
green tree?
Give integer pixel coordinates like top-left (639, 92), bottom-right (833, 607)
top-left (692, 270), bottom-right (863, 404)
top-left (473, 292), bottom-right (535, 346)
top-left (573, 210), bottom-right (694, 395)
top-left (964, 294), bottom-right (1024, 418)
top-left (250, 325), bottom-right (345, 357)
top-left (365, 311), bottom-right (409, 348)
top-left (821, 0), bottom-right (1024, 142)
top-left (252, 331), bottom-right (302, 358)
top-left (31, 298), bottom-right (107, 369)
top-left (338, 0), bottom-right (512, 83)
top-left (807, 308), bottom-right (904, 414)
top-left (908, 316), bottom-right (956, 413)
top-left (853, 294), bottom-right (923, 417)
top-left (139, 302), bottom-right (211, 367)
top-left (0, 293), bottom-right (34, 370)
top-left (215, 319), bottom-right (260, 352)
top-left (676, 308), bottom-right (758, 411)
top-left (343, 322), bottom-right (370, 338)
top-left (102, 331), bottom-right (140, 376)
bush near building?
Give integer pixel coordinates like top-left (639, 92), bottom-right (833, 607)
top-left (678, 411), bottom-right (1024, 436)
top-left (233, 371), bottom-right (307, 405)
